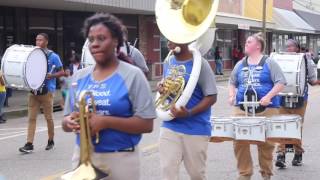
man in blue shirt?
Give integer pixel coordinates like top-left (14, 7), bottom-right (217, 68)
top-left (158, 41), bottom-right (217, 180)
top-left (19, 33), bottom-right (64, 153)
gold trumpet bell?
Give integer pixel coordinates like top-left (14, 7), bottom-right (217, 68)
top-left (61, 163), bottom-right (108, 180)
top-left (156, 0), bottom-right (219, 44)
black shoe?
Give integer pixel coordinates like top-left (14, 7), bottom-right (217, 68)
top-left (0, 119), bottom-right (5, 124)
top-left (220, 73), bottom-right (224, 75)
top-left (19, 142), bottom-right (34, 153)
top-left (275, 152), bottom-right (286, 168)
top-left (292, 153), bottom-right (302, 166)
top-left (45, 140), bottom-right (54, 150)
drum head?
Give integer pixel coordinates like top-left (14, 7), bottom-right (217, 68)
top-left (25, 48), bottom-right (47, 90)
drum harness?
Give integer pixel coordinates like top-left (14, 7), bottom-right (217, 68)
top-left (239, 56), bottom-right (268, 117)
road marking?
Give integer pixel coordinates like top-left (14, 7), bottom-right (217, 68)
top-left (216, 85), bottom-right (228, 90)
top-left (0, 130), bottom-right (26, 136)
top-left (0, 126), bottom-right (61, 141)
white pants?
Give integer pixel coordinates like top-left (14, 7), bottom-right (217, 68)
top-left (159, 127), bottom-right (209, 180)
top-left (71, 145), bottom-right (140, 180)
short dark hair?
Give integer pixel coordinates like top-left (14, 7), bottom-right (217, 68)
top-left (82, 13), bottom-right (124, 52)
top-left (37, 33), bottom-right (49, 41)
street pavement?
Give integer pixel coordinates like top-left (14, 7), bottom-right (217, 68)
top-left (0, 81), bottom-right (319, 180)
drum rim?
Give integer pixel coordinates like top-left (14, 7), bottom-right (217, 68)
top-left (268, 114), bottom-right (302, 122)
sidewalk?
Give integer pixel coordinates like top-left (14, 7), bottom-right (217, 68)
top-left (3, 71), bottom-right (231, 119)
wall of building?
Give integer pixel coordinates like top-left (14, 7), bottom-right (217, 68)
top-left (273, 0), bottom-right (293, 10)
top-left (243, 0), bottom-right (273, 21)
top-left (218, 0), bottom-right (242, 15)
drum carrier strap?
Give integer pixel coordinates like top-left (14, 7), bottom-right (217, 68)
top-left (240, 55), bottom-right (268, 114)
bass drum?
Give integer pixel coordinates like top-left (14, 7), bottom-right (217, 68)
top-left (270, 52), bottom-right (306, 96)
top-left (1, 44), bottom-right (47, 91)
top-left (81, 39), bottom-right (96, 68)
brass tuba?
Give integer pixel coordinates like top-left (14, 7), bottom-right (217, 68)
top-left (155, 0), bottom-right (219, 120)
top-left (61, 91), bottom-right (109, 180)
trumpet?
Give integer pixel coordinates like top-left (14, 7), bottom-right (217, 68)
top-left (61, 91), bottom-right (109, 180)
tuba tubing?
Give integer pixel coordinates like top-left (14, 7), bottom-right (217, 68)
top-left (155, 46), bottom-right (202, 121)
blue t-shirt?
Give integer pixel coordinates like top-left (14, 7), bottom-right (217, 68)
top-left (64, 61), bottom-right (156, 152)
top-left (46, 51), bottom-right (63, 92)
top-left (161, 56), bottom-right (217, 136)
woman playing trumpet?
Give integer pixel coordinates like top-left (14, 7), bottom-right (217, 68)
top-left (62, 13), bottom-right (156, 180)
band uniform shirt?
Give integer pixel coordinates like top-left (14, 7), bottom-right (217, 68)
top-left (161, 56), bottom-right (218, 136)
top-left (64, 61), bottom-right (156, 152)
top-left (129, 45), bottom-right (149, 73)
top-left (229, 56), bottom-right (287, 108)
top-left (303, 56), bottom-right (317, 101)
top-left (44, 50), bottom-right (63, 92)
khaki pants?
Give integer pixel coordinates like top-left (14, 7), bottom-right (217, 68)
top-left (159, 127), bottom-right (209, 180)
top-left (277, 102), bottom-right (307, 153)
top-left (27, 93), bottom-right (54, 143)
top-left (71, 145), bottom-right (140, 180)
top-left (233, 108), bottom-right (279, 178)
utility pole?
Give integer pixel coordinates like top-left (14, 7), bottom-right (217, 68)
top-left (262, 0), bottom-right (267, 40)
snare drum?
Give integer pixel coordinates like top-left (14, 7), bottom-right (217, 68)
top-left (266, 115), bottom-right (302, 144)
top-left (210, 117), bottom-right (234, 143)
top-left (270, 52), bottom-right (306, 96)
top-left (81, 39), bottom-right (95, 68)
top-left (1, 44), bottom-right (47, 91)
top-left (233, 117), bottom-right (266, 144)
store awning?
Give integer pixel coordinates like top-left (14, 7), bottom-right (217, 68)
top-left (216, 12), bottom-right (275, 30)
top-left (294, 9), bottom-right (320, 33)
top-left (273, 8), bottom-right (315, 34)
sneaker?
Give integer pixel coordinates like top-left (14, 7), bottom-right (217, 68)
top-left (275, 152), bottom-right (286, 168)
top-left (45, 140), bottom-right (54, 150)
top-left (292, 153), bottom-right (302, 166)
top-left (0, 119), bottom-right (5, 124)
top-left (19, 142), bottom-right (34, 153)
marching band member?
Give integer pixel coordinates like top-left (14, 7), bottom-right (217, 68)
top-left (229, 33), bottom-right (286, 180)
top-left (275, 39), bottom-right (320, 168)
top-left (62, 13), bottom-right (156, 180)
top-left (19, 33), bottom-right (64, 153)
top-left (158, 41), bottom-right (218, 180)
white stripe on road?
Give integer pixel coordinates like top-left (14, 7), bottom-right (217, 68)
top-left (0, 126), bottom-right (61, 141)
top-left (216, 85), bottom-right (228, 90)
top-left (0, 130), bottom-right (26, 136)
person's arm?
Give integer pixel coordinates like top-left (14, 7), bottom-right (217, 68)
top-left (260, 83), bottom-right (285, 106)
top-left (170, 95), bottom-right (216, 118)
top-left (229, 84), bottom-right (236, 106)
top-left (47, 54), bottom-right (65, 79)
top-left (306, 58), bottom-right (318, 86)
top-left (170, 59), bottom-right (218, 118)
top-left (90, 115), bottom-right (153, 135)
top-left (0, 72), bottom-right (5, 86)
top-left (228, 61), bottom-right (241, 105)
top-left (260, 58), bottom-right (287, 106)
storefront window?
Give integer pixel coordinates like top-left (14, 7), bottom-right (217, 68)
top-left (213, 29), bottom-right (237, 60)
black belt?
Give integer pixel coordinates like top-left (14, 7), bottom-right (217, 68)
top-left (105, 146), bottom-right (135, 153)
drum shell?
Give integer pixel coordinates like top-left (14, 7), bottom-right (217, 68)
top-left (210, 117), bottom-right (234, 143)
top-left (233, 118), bottom-right (266, 144)
top-left (271, 53), bottom-right (306, 96)
top-left (266, 115), bottom-right (302, 144)
top-left (1, 45), bottom-right (47, 90)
